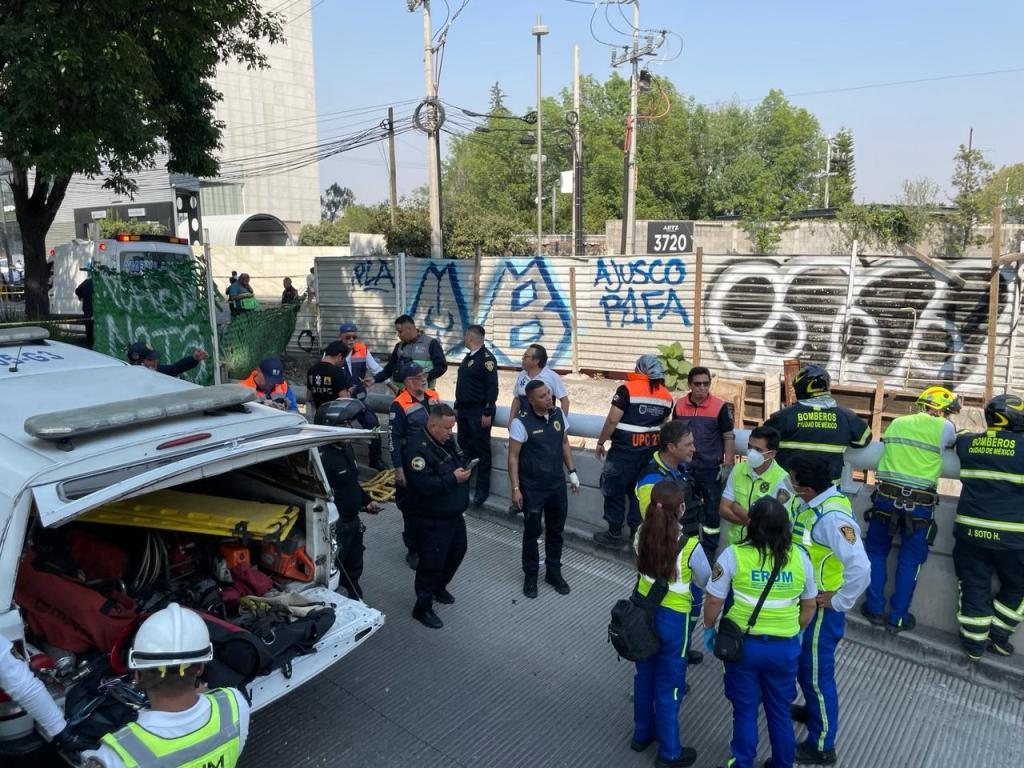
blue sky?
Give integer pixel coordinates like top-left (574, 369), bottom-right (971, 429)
top-left (310, 0), bottom-right (1024, 210)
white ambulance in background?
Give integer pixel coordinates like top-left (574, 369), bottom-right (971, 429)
top-left (48, 234), bottom-right (195, 315)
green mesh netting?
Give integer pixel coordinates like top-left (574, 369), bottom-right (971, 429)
top-left (93, 261), bottom-right (215, 385)
top-left (220, 298), bottom-right (304, 379)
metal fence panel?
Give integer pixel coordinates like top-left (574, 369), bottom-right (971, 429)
top-left (316, 256), bottom-right (399, 358)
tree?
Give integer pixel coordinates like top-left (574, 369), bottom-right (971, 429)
top-left (98, 214), bottom-right (168, 239)
top-left (320, 183), bottom-right (354, 222)
top-left (949, 143), bottom-right (994, 254)
top-left (835, 177), bottom-right (939, 252)
top-left (828, 128), bottom-right (855, 208)
top-left (488, 82), bottom-right (507, 113)
top-left (0, 2), bottom-right (283, 319)
top-left (979, 163), bottom-right (1024, 224)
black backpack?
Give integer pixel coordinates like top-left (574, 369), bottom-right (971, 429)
top-left (607, 578), bottom-right (670, 662)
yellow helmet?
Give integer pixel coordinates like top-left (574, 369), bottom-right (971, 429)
top-left (916, 386), bottom-right (961, 414)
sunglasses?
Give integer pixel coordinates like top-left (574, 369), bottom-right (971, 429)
top-left (341, 334), bottom-right (357, 341)
top-left (691, 380), bottom-right (711, 388)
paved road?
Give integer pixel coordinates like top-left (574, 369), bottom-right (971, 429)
top-left (243, 509), bottom-right (1024, 768)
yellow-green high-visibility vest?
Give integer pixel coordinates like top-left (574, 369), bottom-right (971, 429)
top-left (728, 460), bottom-right (792, 544)
top-left (877, 411), bottom-right (947, 490)
top-left (636, 534), bottom-right (700, 614)
top-left (100, 688), bottom-right (241, 768)
top-left (792, 493), bottom-right (854, 592)
top-left (725, 542), bottom-right (807, 637)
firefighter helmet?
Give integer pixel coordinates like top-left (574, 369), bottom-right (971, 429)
top-left (792, 365), bottom-right (831, 400)
top-left (916, 386), bottom-right (962, 414)
top-left (984, 394), bottom-right (1024, 432)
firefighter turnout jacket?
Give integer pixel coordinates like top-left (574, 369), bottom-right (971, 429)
top-left (955, 428), bottom-right (1024, 549)
top-left (765, 396), bottom-right (871, 483)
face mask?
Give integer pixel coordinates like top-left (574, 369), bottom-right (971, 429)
top-left (747, 448), bottom-right (767, 467)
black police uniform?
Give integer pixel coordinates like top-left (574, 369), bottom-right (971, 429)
top-left (953, 429), bottom-right (1024, 656)
top-left (306, 361), bottom-right (354, 410)
top-left (764, 398), bottom-right (871, 483)
top-left (157, 356), bottom-right (200, 378)
top-left (455, 345), bottom-right (499, 505)
top-left (513, 406), bottom-right (570, 577)
top-left (319, 441), bottom-right (371, 599)
top-left (390, 388), bottom-right (441, 557)
top-left (404, 431), bottom-right (470, 614)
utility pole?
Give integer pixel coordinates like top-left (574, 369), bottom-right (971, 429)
top-left (533, 16), bottom-right (549, 257)
top-left (572, 43), bottom-right (584, 257)
top-left (552, 181), bottom-right (557, 236)
top-left (387, 106), bottom-right (398, 228)
top-left (609, 1), bottom-right (664, 255)
top-left (823, 135), bottom-right (833, 208)
top-left (409, 1), bottom-right (443, 257)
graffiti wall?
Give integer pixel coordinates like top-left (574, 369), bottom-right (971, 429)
top-left (315, 252), bottom-right (1020, 396)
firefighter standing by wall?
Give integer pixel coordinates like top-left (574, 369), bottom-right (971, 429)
top-left (765, 365), bottom-right (871, 485)
top-left (389, 363), bottom-right (441, 569)
top-left (593, 355), bottom-right (674, 549)
top-left (953, 394), bottom-right (1024, 660)
top-left (671, 366), bottom-right (735, 552)
top-left (863, 386), bottom-right (959, 633)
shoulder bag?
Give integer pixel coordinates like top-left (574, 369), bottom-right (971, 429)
top-left (713, 558), bottom-right (783, 663)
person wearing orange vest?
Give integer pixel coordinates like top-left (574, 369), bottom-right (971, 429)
top-left (672, 366), bottom-right (735, 553)
top-left (390, 363), bottom-right (441, 569)
top-left (594, 355), bottom-right (674, 549)
top-left (339, 321), bottom-right (386, 470)
top-left (239, 356), bottom-right (298, 412)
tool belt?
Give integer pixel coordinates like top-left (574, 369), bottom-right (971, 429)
top-left (867, 484), bottom-right (939, 545)
top-left (876, 481), bottom-right (938, 509)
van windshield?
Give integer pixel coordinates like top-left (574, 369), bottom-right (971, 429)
top-left (118, 251), bottom-right (191, 274)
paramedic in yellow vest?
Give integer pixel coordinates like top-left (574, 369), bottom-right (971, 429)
top-left (703, 496), bottom-right (818, 768)
top-left (785, 455), bottom-right (869, 766)
top-left (719, 425), bottom-right (790, 545)
top-left (82, 603), bottom-right (249, 768)
top-left (863, 386), bottom-right (959, 634)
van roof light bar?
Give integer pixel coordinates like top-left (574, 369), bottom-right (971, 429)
top-left (24, 384), bottom-right (256, 443)
top-left (0, 326), bottom-right (49, 347)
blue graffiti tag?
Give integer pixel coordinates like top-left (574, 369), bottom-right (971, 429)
top-left (352, 258), bottom-right (395, 292)
top-left (480, 257), bottom-right (572, 365)
top-left (594, 257), bottom-right (692, 330)
top-left (407, 260), bottom-right (471, 352)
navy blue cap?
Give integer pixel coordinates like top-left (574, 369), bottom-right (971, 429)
top-left (398, 362), bottom-right (425, 380)
top-left (128, 341), bottom-right (160, 363)
top-left (339, 322), bottom-right (358, 334)
top-left (259, 356), bottom-right (285, 385)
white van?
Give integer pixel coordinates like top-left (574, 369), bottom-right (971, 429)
top-left (0, 327), bottom-right (384, 757)
top-left (48, 235), bottom-right (194, 315)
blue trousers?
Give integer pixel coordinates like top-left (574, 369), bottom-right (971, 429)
top-left (634, 606), bottom-right (691, 761)
top-left (864, 496), bottom-right (931, 627)
top-left (724, 635), bottom-right (801, 768)
top-left (798, 607), bottom-right (845, 753)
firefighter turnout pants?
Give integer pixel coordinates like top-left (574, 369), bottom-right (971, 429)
top-left (799, 607), bottom-right (845, 754)
top-left (953, 539), bottom-right (1024, 655)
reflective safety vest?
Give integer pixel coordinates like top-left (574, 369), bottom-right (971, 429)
top-left (725, 543), bottom-right (806, 637)
top-left (955, 429), bottom-right (1024, 550)
top-left (611, 374), bottom-right (673, 455)
top-left (792, 492), bottom-right (854, 592)
top-left (347, 342), bottom-right (369, 387)
top-left (636, 534), bottom-right (700, 614)
top-left (877, 412), bottom-right (947, 490)
top-left (727, 460), bottom-right (791, 544)
top-left (101, 688), bottom-right (241, 768)
top-left (395, 388), bottom-right (440, 431)
top-left (395, 334), bottom-right (436, 388)
top-left (239, 371), bottom-right (290, 403)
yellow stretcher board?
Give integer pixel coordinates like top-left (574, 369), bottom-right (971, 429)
top-left (81, 490), bottom-right (299, 542)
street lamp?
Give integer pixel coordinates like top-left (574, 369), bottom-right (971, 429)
top-left (532, 16), bottom-right (549, 257)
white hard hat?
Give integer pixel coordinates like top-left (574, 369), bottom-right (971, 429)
top-left (128, 603), bottom-right (213, 671)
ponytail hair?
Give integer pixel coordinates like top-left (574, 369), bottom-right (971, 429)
top-left (636, 479), bottom-right (685, 581)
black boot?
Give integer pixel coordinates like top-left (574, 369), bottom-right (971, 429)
top-left (790, 704), bottom-right (810, 723)
top-left (885, 613), bottom-right (916, 634)
top-left (412, 604), bottom-right (443, 629)
top-left (859, 603), bottom-right (885, 626)
top-left (593, 527), bottom-right (626, 548)
top-left (405, 550), bottom-right (419, 570)
top-left (655, 747), bottom-right (697, 767)
top-left (988, 638), bottom-right (1015, 656)
top-left (433, 588), bottom-right (455, 605)
top-left (794, 741), bottom-right (836, 765)
top-left (523, 573), bottom-right (538, 598)
top-left (545, 569), bottom-right (570, 595)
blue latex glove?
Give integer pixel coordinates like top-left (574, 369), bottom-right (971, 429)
top-left (703, 627), bottom-right (717, 654)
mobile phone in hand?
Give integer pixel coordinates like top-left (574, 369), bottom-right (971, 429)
top-left (466, 458), bottom-right (480, 470)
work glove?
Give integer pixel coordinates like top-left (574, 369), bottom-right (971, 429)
top-left (52, 727), bottom-right (90, 759)
top-left (703, 627), bottom-right (717, 654)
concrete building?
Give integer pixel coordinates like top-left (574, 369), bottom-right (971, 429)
top-left (42, 0), bottom-right (319, 247)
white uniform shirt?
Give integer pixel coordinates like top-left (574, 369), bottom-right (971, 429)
top-left (346, 348), bottom-right (383, 377)
top-left (82, 688), bottom-right (250, 768)
top-left (513, 367), bottom-right (567, 400)
top-left (707, 545), bottom-right (818, 602)
top-left (0, 635), bottom-right (66, 739)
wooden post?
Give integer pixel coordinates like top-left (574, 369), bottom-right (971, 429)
top-left (472, 245), bottom-right (482, 323)
top-left (866, 379), bottom-right (885, 485)
top-left (692, 247), bottom-right (703, 365)
top-left (984, 206), bottom-right (1002, 401)
top-left (783, 358), bottom-right (801, 405)
top-left (569, 266), bottom-right (580, 375)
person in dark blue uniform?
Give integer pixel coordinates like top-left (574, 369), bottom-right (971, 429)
top-left (455, 324), bottom-right (499, 507)
top-left (404, 404), bottom-right (472, 629)
top-left (316, 399), bottom-right (382, 600)
top-left (128, 340), bottom-right (208, 378)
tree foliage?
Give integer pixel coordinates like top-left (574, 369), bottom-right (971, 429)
top-left (0, 1), bottom-right (284, 318)
top-left (320, 182), bottom-right (354, 222)
top-left (948, 144), bottom-right (995, 254)
top-left (979, 162), bottom-right (1024, 224)
top-left (827, 128), bottom-right (855, 208)
top-left (836, 177), bottom-right (939, 251)
top-left (98, 214), bottom-right (168, 239)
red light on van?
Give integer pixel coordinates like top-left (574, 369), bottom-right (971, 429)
top-left (98, 242), bottom-right (107, 250)
top-left (157, 433), bottom-right (212, 450)
top-left (48, 249), bottom-right (55, 257)
top-left (115, 234), bottom-right (141, 242)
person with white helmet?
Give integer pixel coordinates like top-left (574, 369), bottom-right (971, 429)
top-left (81, 603), bottom-right (250, 768)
